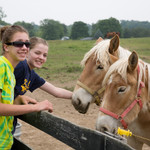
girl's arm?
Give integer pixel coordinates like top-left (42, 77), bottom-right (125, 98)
top-left (0, 92), bottom-right (53, 116)
top-left (40, 82), bottom-right (73, 99)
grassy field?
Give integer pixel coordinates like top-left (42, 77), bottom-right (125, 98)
top-left (35, 37), bottom-right (150, 82)
top-left (120, 37), bottom-right (150, 63)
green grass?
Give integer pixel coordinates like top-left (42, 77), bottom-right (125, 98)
top-left (120, 37), bottom-right (150, 63)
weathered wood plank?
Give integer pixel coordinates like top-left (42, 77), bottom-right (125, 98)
top-left (18, 112), bottom-right (134, 150)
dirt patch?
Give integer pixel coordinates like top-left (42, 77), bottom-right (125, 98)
top-left (18, 81), bottom-right (149, 150)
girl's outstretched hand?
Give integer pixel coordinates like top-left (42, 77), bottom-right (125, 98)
top-left (35, 100), bottom-right (53, 113)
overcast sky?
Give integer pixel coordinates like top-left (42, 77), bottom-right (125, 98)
top-left (0, 0), bottom-right (150, 25)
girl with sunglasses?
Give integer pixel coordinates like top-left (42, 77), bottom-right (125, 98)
top-left (12, 37), bottom-right (73, 134)
top-left (0, 25), bottom-right (53, 149)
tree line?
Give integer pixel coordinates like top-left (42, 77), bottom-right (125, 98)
top-left (1, 7), bottom-right (150, 40)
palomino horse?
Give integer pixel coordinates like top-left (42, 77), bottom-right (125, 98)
top-left (72, 35), bottom-right (131, 113)
top-left (96, 51), bottom-right (150, 150)
top-left (105, 32), bottom-right (120, 39)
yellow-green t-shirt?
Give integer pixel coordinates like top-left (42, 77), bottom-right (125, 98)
top-left (0, 56), bottom-right (16, 149)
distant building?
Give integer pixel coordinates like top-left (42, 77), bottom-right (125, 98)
top-left (80, 37), bottom-right (93, 40)
top-left (61, 36), bottom-right (70, 40)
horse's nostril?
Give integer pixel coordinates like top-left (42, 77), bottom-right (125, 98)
top-left (77, 98), bottom-right (81, 105)
top-left (101, 126), bottom-right (108, 132)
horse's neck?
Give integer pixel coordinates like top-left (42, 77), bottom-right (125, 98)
top-left (129, 116), bottom-right (150, 146)
top-left (129, 101), bottom-right (150, 137)
top-left (128, 55), bottom-right (150, 145)
top-left (138, 62), bottom-right (150, 115)
top-left (118, 46), bottom-right (131, 58)
top-left (140, 63), bottom-right (150, 102)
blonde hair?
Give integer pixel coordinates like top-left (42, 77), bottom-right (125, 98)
top-left (29, 37), bottom-right (48, 50)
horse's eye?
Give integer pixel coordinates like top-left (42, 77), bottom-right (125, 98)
top-left (118, 86), bottom-right (126, 93)
top-left (97, 65), bottom-right (103, 70)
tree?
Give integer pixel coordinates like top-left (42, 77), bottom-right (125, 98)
top-left (70, 21), bottom-right (89, 39)
top-left (0, 7), bottom-right (6, 21)
top-left (93, 29), bottom-right (104, 39)
top-left (92, 18), bottom-right (122, 38)
top-left (62, 24), bottom-right (68, 36)
top-left (40, 19), bottom-right (64, 40)
top-left (14, 21), bottom-right (36, 37)
top-left (122, 28), bottom-right (131, 38)
top-left (121, 20), bottom-right (150, 38)
top-left (0, 7), bottom-right (9, 26)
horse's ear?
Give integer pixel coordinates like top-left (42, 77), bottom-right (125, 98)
top-left (127, 51), bottom-right (138, 72)
top-left (96, 37), bottom-right (103, 44)
top-left (109, 34), bottom-right (119, 55)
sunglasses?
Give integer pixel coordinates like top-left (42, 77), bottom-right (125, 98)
top-left (5, 41), bottom-right (30, 48)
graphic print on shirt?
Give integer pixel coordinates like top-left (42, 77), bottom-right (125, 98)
top-left (21, 79), bottom-right (31, 93)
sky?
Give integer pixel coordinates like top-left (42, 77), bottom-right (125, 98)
top-left (0, 0), bottom-right (150, 26)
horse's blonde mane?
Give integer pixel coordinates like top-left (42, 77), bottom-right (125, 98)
top-left (81, 39), bottom-right (131, 69)
top-left (146, 63), bottom-right (150, 98)
top-left (118, 46), bottom-right (131, 58)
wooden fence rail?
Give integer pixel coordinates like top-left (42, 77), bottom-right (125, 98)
top-left (14, 111), bottom-right (134, 150)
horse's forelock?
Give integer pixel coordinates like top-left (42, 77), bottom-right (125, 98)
top-left (102, 58), bottom-right (129, 86)
top-left (81, 40), bottom-right (110, 67)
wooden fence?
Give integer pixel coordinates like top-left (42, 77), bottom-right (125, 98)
top-left (12, 111), bottom-right (134, 150)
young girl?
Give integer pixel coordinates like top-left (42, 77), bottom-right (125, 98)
top-left (14, 36), bottom-right (73, 99)
top-left (0, 26), bottom-right (53, 149)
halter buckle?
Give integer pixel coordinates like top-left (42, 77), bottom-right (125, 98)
top-left (136, 98), bottom-right (143, 109)
top-left (93, 92), bottom-right (101, 106)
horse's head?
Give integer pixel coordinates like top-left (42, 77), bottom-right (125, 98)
top-left (72, 35), bottom-right (120, 114)
top-left (96, 51), bottom-right (146, 134)
top-left (105, 32), bottom-right (119, 39)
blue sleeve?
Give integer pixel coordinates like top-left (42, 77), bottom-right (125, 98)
top-left (29, 70), bottom-right (46, 92)
top-left (14, 61), bottom-right (25, 80)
